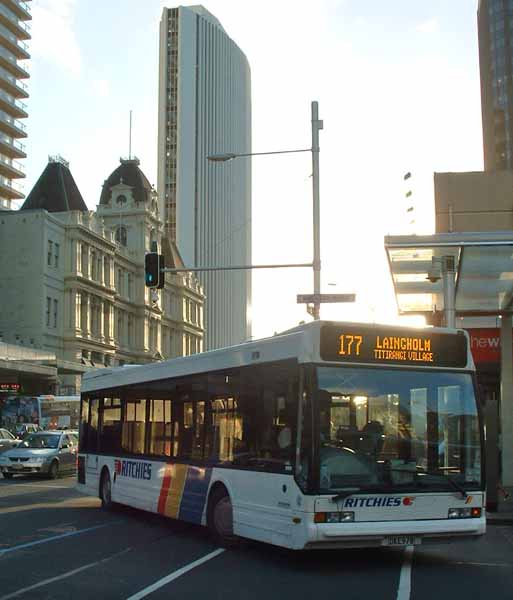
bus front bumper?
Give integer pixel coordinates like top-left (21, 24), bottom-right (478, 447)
top-left (303, 517), bottom-right (486, 549)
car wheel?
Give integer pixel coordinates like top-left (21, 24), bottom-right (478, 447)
top-left (100, 470), bottom-right (114, 510)
top-left (48, 460), bottom-right (59, 480)
top-left (3, 473), bottom-right (13, 479)
top-left (208, 487), bottom-right (241, 548)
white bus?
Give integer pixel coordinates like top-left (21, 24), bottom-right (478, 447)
top-left (77, 321), bottom-right (485, 550)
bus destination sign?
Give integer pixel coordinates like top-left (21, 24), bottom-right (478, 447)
top-left (320, 324), bottom-right (468, 368)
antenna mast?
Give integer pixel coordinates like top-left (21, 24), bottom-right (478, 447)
top-left (129, 110), bottom-right (132, 159)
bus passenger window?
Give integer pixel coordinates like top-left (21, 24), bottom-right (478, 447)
top-left (99, 398), bottom-right (121, 454)
top-left (148, 399), bottom-right (171, 456)
top-left (88, 399), bottom-right (99, 452)
top-left (79, 398), bottom-right (90, 451)
top-left (122, 399), bottom-right (147, 455)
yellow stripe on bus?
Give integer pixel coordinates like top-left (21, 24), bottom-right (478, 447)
top-left (162, 464), bottom-right (188, 518)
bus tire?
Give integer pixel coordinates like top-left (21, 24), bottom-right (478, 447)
top-left (100, 469), bottom-right (114, 510)
top-left (48, 460), bottom-right (59, 479)
top-left (207, 486), bottom-right (241, 548)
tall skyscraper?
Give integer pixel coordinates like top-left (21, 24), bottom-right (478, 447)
top-left (158, 5), bottom-right (251, 350)
top-left (0, 0), bottom-right (30, 210)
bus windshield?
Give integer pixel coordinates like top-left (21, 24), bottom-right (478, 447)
top-left (303, 366), bottom-right (482, 495)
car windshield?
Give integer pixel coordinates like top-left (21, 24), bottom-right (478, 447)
top-left (19, 434), bottom-right (60, 449)
top-left (299, 366), bottom-right (482, 495)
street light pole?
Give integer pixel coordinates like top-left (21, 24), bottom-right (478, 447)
top-left (204, 101), bottom-right (324, 320)
top-left (311, 101), bottom-right (323, 321)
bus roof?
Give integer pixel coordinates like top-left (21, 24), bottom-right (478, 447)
top-left (81, 320), bottom-right (473, 394)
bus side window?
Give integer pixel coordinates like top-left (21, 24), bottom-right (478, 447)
top-left (122, 399), bottom-right (147, 455)
top-left (88, 399), bottom-right (99, 453)
top-left (99, 398), bottom-right (121, 454)
top-left (79, 397), bottom-right (90, 452)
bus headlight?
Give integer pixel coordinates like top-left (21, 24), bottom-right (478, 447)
top-left (448, 507), bottom-right (481, 519)
top-left (315, 511), bottom-right (355, 523)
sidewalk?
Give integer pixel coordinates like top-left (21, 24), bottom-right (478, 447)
top-left (486, 488), bottom-right (513, 525)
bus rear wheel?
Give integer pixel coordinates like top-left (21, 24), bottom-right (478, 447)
top-left (100, 470), bottom-right (114, 509)
top-left (208, 487), bottom-right (241, 548)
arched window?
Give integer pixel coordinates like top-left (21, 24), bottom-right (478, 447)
top-left (115, 226), bottom-right (127, 246)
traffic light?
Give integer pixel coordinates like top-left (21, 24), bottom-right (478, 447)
top-left (145, 253), bottom-right (165, 289)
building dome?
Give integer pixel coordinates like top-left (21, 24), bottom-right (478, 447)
top-left (99, 157), bottom-right (154, 205)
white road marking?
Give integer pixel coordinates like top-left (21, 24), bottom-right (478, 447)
top-left (0, 547), bottom-right (132, 600)
top-left (396, 545), bottom-right (414, 600)
top-left (0, 521), bottom-right (123, 556)
top-left (126, 548), bottom-right (226, 600)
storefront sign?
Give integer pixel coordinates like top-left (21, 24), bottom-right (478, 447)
top-left (0, 383), bottom-right (20, 393)
top-left (467, 328), bottom-right (501, 364)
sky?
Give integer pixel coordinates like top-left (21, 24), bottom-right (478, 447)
top-left (23, 0), bottom-right (484, 340)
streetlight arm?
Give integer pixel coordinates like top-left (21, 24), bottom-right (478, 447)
top-left (207, 148), bottom-right (311, 162)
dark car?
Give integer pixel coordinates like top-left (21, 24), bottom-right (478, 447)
top-left (13, 423), bottom-right (41, 438)
top-left (0, 431), bottom-right (78, 479)
top-left (0, 428), bottom-right (19, 454)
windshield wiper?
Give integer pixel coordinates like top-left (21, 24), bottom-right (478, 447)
top-left (331, 487), bottom-right (362, 502)
top-left (418, 470), bottom-right (468, 499)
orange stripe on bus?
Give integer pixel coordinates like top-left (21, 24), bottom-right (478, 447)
top-left (158, 464), bottom-right (173, 514)
top-left (163, 464), bottom-right (188, 518)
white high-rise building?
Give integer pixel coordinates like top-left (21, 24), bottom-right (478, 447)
top-left (0, 0), bottom-right (31, 210)
top-left (158, 5), bottom-right (251, 350)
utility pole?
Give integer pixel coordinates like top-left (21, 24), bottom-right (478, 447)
top-left (311, 101), bottom-right (323, 320)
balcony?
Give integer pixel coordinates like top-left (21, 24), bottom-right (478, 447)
top-left (0, 109), bottom-right (26, 138)
top-left (0, 64), bottom-right (27, 98)
top-left (0, 4), bottom-right (30, 40)
top-left (0, 133), bottom-right (25, 158)
top-left (0, 173), bottom-right (23, 199)
top-left (3, 0), bottom-right (31, 22)
top-left (0, 152), bottom-right (23, 179)
top-left (0, 22), bottom-right (29, 59)
top-left (0, 88), bottom-right (26, 118)
top-left (0, 47), bottom-right (28, 79)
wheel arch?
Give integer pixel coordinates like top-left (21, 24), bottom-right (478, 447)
top-left (206, 477), bottom-right (234, 521)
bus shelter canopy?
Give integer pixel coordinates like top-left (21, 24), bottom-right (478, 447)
top-left (384, 231), bottom-right (513, 317)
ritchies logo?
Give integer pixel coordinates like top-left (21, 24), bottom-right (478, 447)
top-left (114, 459), bottom-right (152, 480)
top-left (344, 496), bottom-right (415, 508)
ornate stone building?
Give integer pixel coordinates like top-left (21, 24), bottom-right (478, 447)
top-left (0, 156), bottom-right (204, 393)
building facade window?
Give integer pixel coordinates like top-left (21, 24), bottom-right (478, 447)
top-left (47, 241), bottom-right (53, 266)
top-left (53, 299), bottom-right (58, 328)
top-left (46, 297), bottom-right (51, 326)
top-left (54, 243), bottom-right (60, 268)
top-left (115, 226), bottom-right (127, 246)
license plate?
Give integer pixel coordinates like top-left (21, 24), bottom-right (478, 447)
top-left (383, 536), bottom-right (419, 546)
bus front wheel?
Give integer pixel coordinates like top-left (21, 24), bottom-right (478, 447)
top-left (100, 469), bottom-right (114, 510)
top-left (207, 487), bottom-right (240, 548)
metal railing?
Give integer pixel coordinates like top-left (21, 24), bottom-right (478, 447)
top-left (0, 47), bottom-right (28, 73)
top-left (0, 5), bottom-right (31, 33)
top-left (0, 109), bottom-right (26, 132)
top-left (0, 152), bottom-right (23, 172)
top-left (0, 173), bottom-right (23, 191)
top-left (0, 133), bottom-right (25, 152)
top-left (0, 22), bottom-right (29, 52)
top-left (0, 64), bottom-right (27, 91)
top-left (0, 88), bottom-right (26, 112)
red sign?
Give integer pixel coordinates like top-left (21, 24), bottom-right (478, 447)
top-left (0, 383), bottom-right (20, 393)
top-left (467, 329), bottom-right (501, 364)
